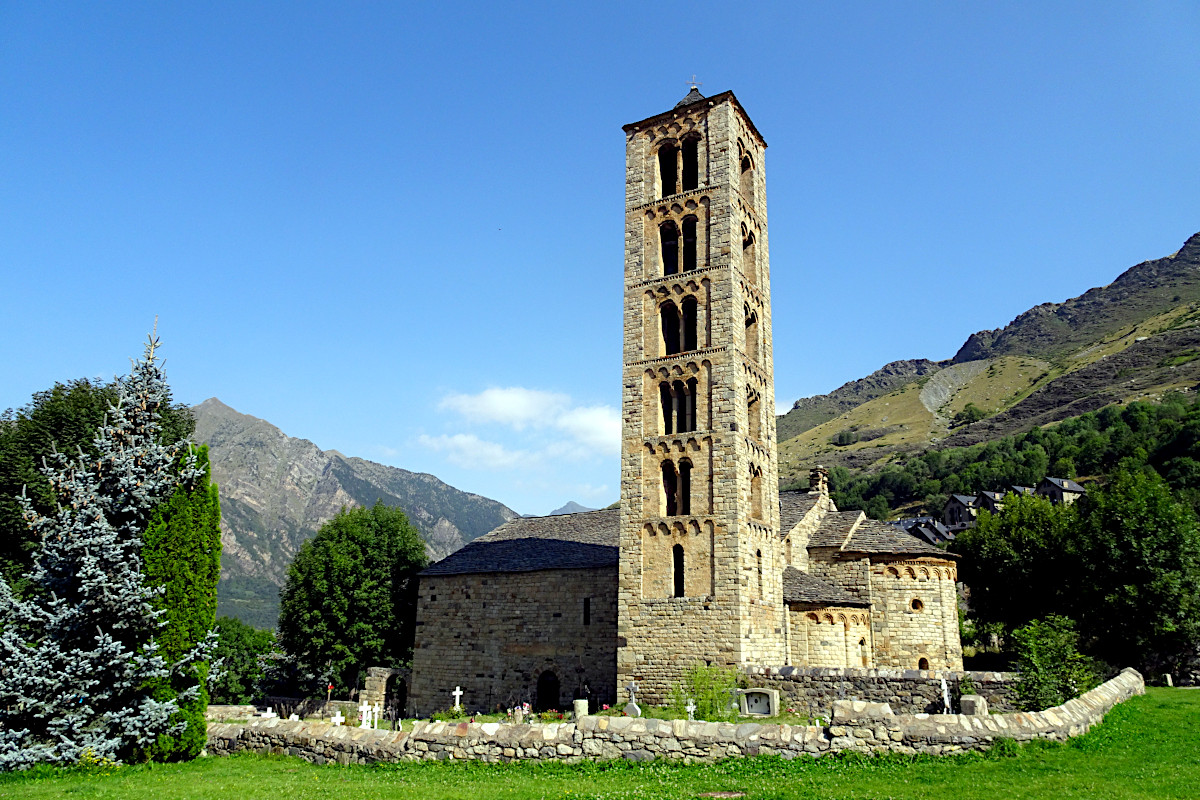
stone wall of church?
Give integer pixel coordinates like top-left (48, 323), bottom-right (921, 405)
top-left (409, 568), bottom-right (618, 716)
top-left (787, 606), bottom-right (873, 668)
top-left (869, 561), bottom-right (963, 671)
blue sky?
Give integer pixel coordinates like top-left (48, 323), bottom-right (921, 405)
top-left (2, 2), bottom-right (1198, 515)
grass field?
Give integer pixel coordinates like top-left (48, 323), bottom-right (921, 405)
top-left (2, 688), bottom-right (1195, 800)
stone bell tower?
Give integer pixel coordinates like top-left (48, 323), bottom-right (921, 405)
top-left (617, 88), bottom-right (782, 703)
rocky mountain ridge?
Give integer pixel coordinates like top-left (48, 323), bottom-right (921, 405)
top-left (194, 398), bottom-right (517, 627)
top-left (776, 231), bottom-right (1200, 478)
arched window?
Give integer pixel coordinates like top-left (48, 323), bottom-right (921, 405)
top-left (747, 386), bottom-right (761, 441)
top-left (682, 296), bottom-right (698, 351)
top-left (658, 143), bottom-right (678, 197)
top-left (786, 537), bottom-right (793, 564)
top-left (685, 377), bottom-right (698, 432)
top-left (673, 543), bottom-right (685, 597)
top-left (681, 216), bottom-right (698, 271)
top-left (742, 226), bottom-right (757, 285)
top-left (662, 461), bottom-right (678, 516)
top-left (750, 465), bottom-right (763, 520)
top-left (678, 459), bottom-right (692, 515)
top-left (659, 382), bottom-right (675, 435)
top-left (744, 305), bottom-right (759, 362)
top-left (660, 221), bottom-right (679, 275)
top-left (740, 153), bottom-right (754, 204)
top-left (918, 657), bottom-right (930, 671)
top-left (681, 135), bottom-right (699, 192)
top-left (661, 302), bottom-right (681, 355)
top-left (859, 638), bottom-right (868, 668)
top-left (756, 549), bottom-right (763, 598)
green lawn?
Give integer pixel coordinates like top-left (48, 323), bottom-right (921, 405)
top-left (3, 688), bottom-right (1196, 800)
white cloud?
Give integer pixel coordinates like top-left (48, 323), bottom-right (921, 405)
top-left (433, 386), bottom-right (620, 464)
top-left (439, 387), bottom-right (570, 430)
top-left (417, 433), bottom-right (532, 470)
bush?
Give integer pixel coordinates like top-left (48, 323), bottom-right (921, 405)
top-left (669, 663), bottom-right (744, 721)
top-left (1012, 615), bottom-right (1098, 711)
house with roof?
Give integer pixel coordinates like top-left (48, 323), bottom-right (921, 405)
top-left (942, 494), bottom-right (979, 530)
top-left (1037, 476), bottom-right (1087, 505)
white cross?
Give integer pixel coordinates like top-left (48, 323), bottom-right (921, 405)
top-left (359, 700), bottom-right (371, 727)
top-left (685, 699), bottom-right (697, 721)
top-left (452, 686), bottom-right (464, 710)
top-left (331, 711), bottom-right (345, 725)
top-left (625, 681), bottom-right (638, 702)
top-left (372, 702), bottom-right (381, 729)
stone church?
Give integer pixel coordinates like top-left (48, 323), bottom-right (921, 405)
top-left (407, 89), bottom-right (962, 716)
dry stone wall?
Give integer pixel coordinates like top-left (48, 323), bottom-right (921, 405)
top-left (744, 665), bottom-right (1018, 717)
top-left (208, 668), bottom-right (1142, 765)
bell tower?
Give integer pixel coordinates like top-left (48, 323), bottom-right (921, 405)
top-left (617, 88), bottom-right (783, 703)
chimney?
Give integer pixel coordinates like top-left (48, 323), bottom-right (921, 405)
top-left (809, 465), bottom-right (829, 496)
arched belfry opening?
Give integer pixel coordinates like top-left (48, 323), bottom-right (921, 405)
top-left (681, 296), bottom-right (698, 351)
top-left (662, 461), bottom-right (679, 516)
top-left (658, 142), bottom-right (678, 197)
top-left (740, 153), bottom-right (754, 204)
top-left (681, 135), bottom-right (700, 192)
top-left (660, 221), bottom-right (679, 275)
top-left (744, 304), bottom-right (759, 362)
top-left (682, 217), bottom-right (698, 272)
top-left (742, 225), bottom-right (757, 286)
top-left (661, 302), bottom-right (681, 355)
top-left (672, 544), bottom-right (685, 597)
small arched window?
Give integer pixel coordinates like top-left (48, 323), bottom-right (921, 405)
top-left (745, 305), bottom-right (759, 363)
top-left (661, 302), bottom-right (681, 355)
top-left (658, 143), bottom-right (678, 197)
top-left (681, 296), bottom-right (698, 351)
top-left (756, 549), bottom-right (763, 598)
top-left (681, 216), bottom-right (698, 271)
top-left (660, 222), bottom-right (680, 275)
top-left (742, 225), bottom-right (757, 286)
top-left (662, 461), bottom-right (678, 516)
top-left (673, 543), bottom-right (685, 597)
top-left (685, 377), bottom-right (698, 432)
top-left (659, 382), bottom-right (675, 435)
top-left (734, 143), bottom-right (753, 206)
top-left (681, 135), bottom-right (700, 192)
top-left (746, 386), bottom-right (761, 442)
top-left (750, 465), bottom-right (763, 520)
top-left (678, 459), bottom-right (692, 516)
top-left (918, 657), bottom-right (930, 671)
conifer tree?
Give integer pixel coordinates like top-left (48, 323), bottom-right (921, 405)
top-left (142, 444), bottom-right (221, 761)
top-left (0, 335), bottom-right (212, 769)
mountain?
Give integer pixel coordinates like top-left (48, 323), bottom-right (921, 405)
top-left (548, 501), bottom-right (596, 515)
top-left (193, 398), bottom-right (518, 627)
top-left (776, 231), bottom-right (1200, 483)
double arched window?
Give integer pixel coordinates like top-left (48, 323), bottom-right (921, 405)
top-left (659, 378), bottom-right (698, 435)
top-left (741, 223), bottom-right (757, 286)
top-left (738, 139), bottom-right (754, 204)
top-left (661, 458), bottom-right (692, 516)
top-left (657, 134), bottom-right (701, 198)
top-left (661, 297), bottom-right (698, 356)
top-left (744, 303), bottom-right (759, 362)
top-left (660, 217), bottom-right (698, 275)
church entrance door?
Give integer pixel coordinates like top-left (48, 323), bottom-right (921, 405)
top-left (535, 671), bottom-right (560, 712)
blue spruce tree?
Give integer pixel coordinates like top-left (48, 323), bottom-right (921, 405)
top-left (0, 335), bottom-right (213, 769)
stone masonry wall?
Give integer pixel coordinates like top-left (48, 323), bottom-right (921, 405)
top-left (744, 665), bottom-right (1018, 717)
top-left (409, 567), bottom-right (617, 715)
top-left (208, 669), bottom-right (1143, 766)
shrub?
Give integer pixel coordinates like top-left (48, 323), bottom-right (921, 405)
top-left (669, 663), bottom-right (744, 721)
top-left (1011, 615), bottom-right (1098, 711)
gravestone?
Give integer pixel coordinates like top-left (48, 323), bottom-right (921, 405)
top-left (572, 698), bottom-right (589, 719)
top-left (359, 700), bottom-right (371, 728)
top-left (737, 688), bottom-right (779, 717)
top-left (452, 686), bottom-right (464, 711)
top-left (685, 699), bottom-right (696, 721)
top-left (330, 711), bottom-right (346, 726)
top-left (623, 701), bottom-right (641, 718)
top-left (960, 695), bottom-right (988, 716)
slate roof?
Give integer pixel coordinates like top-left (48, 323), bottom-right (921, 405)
top-left (808, 510), bottom-right (951, 558)
top-left (979, 491), bottom-right (1005, 503)
top-left (782, 566), bottom-right (869, 607)
top-left (674, 87), bottom-right (705, 109)
top-left (779, 490), bottom-right (821, 533)
top-left (843, 518), bottom-right (952, 557)
top-left (1042, 476), bottom-right (1086, 493)
top-left (949, 494), bottom-right (979, 506)
top-left (421, 509), bottom-right (619, 576)
top-left (808, 510), bottom-right (866, 548)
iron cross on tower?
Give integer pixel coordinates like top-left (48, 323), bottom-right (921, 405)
top-left (687, 75), bottom-right (702, 90)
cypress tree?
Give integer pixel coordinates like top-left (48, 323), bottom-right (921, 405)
top-left (0, 335), bottom-right (213, 769)
top-left (142, 444), bottom-right (221, 761)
